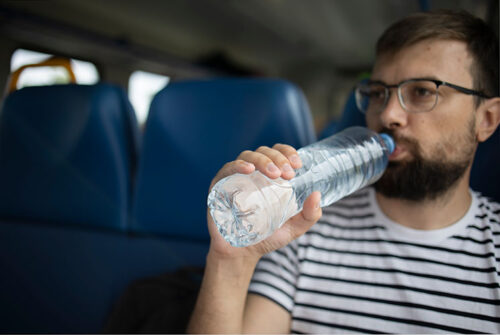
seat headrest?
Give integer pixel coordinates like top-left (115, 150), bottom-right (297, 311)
top-left (471, 127), bottom-right (500, 202)
top-left (0, 83), bottom-right (139, 230)
top-left (319, 89), bottom-right (366, 139)
top-left (132, 78), bottom-right (316, 240)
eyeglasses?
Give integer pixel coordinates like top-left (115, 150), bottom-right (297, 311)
top-left (354, 78), bottom-right (491, 114)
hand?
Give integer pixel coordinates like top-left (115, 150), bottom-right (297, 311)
top-left (206, 144), bottom-right (322, 261)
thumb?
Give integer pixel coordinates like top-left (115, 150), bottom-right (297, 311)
top-left (282, 191), bottom-right (322, 240)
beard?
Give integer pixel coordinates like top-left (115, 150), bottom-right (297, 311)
top-left (374, 121), bottom-right (476, 202)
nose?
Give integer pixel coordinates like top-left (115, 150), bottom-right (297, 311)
top-left (379, 90), bottom-right (408, 130)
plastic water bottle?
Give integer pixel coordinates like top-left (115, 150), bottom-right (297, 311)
top-left (207, 126), bottom-right (395, 247)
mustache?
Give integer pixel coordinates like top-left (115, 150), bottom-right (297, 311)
top-left (379, 128), bottom-right (420, 153)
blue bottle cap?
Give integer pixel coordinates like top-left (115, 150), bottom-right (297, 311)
top-left (380, 133), bottom-right (395, 154)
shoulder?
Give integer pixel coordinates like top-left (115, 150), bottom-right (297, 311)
top-left (474, 192), bottom-right (500, 215)
top-left (472, 191), bottom-right (500, 231)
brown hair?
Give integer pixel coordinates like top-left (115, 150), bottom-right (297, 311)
top-left (376, 10), bottom-right (499, 106)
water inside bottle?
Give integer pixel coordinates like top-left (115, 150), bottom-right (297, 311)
top-left (291, 135), bottom-right (387, 208)
top-left (208, 172), bottom-right (297, 247)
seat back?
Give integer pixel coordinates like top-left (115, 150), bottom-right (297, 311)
top-left (0, 83), bottom-right (144, 333)
top-left (0, 221), bottom-right (208, 333)
top-left (0, 78), bottom-right (317, 332)
top-left (0, 83), bottom-right (139, 230)
top-left (319, 88), bottom-right (366, 139)
top-left (132, 78), bottom-right (316, 242)
top-left (470, 127), bottom-right (500, 202)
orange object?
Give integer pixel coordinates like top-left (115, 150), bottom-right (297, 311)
top-left (6, 56), bottom-right (77, 95)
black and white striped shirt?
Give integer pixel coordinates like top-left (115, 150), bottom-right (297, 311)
top-left (249, 187), bottom-right (500, 334)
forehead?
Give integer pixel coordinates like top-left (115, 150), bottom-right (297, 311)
top-left (372, 39), bottom-right (474, 86)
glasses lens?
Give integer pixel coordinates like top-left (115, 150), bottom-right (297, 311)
top-left (355, 83), bottom-right (387, 114)
top-left (400, 80), bottom-right (438, 113)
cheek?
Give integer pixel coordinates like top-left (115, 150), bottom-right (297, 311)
top-left (422, 123), bottom-right (451, 155)
top-left (408, 117), bottom-right (443, 156)
top-left (425, 119), bottom-right (475, 160)
top-left (365, 113), bottom-right (380, 131)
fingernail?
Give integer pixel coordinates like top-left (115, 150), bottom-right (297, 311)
top-left (267, 163), bottom-right (280, 174)
top-left (290, 154), bottom-right (301, 166)
top-left (282, 164), bottom-right (293, 173)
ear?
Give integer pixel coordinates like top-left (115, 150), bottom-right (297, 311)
top-left (476, 97), bottom-right (500, 142)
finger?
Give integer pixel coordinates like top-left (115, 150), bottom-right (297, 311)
top-left (255, 146), bottom-right (295, 180)
top-left (238, 149), bottom-right (282, 179)
top-left (272, 143), bottom-right (302, 169)
top-left (301, 191), bottom-right (322, 223)
top-left (284, 191), bottom-right (322, 239)
top-left (210, 159), bottom-right (255, 189)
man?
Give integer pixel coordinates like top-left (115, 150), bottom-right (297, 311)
top-left (188, 10), bottom-right (500, 333)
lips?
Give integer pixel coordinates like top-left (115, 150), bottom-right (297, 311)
top-left (389, 145), bottom-right (405, 160)
top-left (378, 129), bottom-right (417, 161)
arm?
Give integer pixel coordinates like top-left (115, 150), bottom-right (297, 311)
top-left (187, 144), bottom-right (322, 334)
top-left (188, 251), bottom-right (291, 333)
top-left (244, 294), bottom-right (291, 333)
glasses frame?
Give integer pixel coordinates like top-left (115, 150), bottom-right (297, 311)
top-left (355, 78), bottom-right (492, 114)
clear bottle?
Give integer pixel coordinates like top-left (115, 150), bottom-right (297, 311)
top-left (207, 126), bottom-right (395, 247)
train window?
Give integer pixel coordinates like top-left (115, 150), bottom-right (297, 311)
top-left (128, 70), bottom-right (169, 126)
top-left (10, 49), bottom-right (99, 88)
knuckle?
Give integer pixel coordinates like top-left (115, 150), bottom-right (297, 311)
top-left (275, 156), bottom-right (290, 166)
top-left (234, 159), bottom-right (246, 165)
top-left (272, 143), bottom-right (284, 149)
top-left (256, 154), bottom-right (272, 165)
top-left (275, 143), bottom-right (296, 155)
top-left (256, 145), bottom-right (269, 153)
top-left (223, 161), bottom-right (234, 169)
top-left (237, 150), bottom-right (253, 159)
top-left (227, 160), bottom-right (240, 170)
top-left (285, 146), bottom-right (298, 155)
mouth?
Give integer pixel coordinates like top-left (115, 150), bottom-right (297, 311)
top-left (378, 129), bottom-right (418, 162)
top-left (389, 145), bottom-right (407, 161)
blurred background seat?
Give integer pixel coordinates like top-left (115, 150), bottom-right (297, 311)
top-left (470, 127), bottom-right (500, 202)
top-left (0, 77), bottom-right (317, 332)
top-left (104, 78), bottom-right (317, 333)
top-left (319, 85), bottom-right (366, 140)
top-left (0, 83), bottom-right (139, 229)
top-left (132, 78), bottom-right (316, 250)
top-left (0, 82), bottom-right (159, 333)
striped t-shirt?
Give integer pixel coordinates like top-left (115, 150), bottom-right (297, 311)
top-left (249, 187), bottom-right (500, 334)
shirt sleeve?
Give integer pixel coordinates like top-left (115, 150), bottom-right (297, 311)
top-left (248, 240), bottom-right (300, 313)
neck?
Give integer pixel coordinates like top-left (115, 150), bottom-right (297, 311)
top-left (375, 174), bottom-right (472, 230)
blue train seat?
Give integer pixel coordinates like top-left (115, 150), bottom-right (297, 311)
top-left (0, 83), bottom-right (139, 229)
top-left (470, 127), bottom-right (500, 202)
top-left (319, 88), bottom-right (366, 139)
top-left (0, 222), bottom-right (206, 333)
top-left (132, 78), bottom-right (316, 250)
top-left (320, 89), bottom-right (500, 202)
top-left (0, 83), bottom-right (168, 333)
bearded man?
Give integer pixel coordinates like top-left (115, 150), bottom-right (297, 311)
top-left (188, 10), bottom-right (500, 334)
